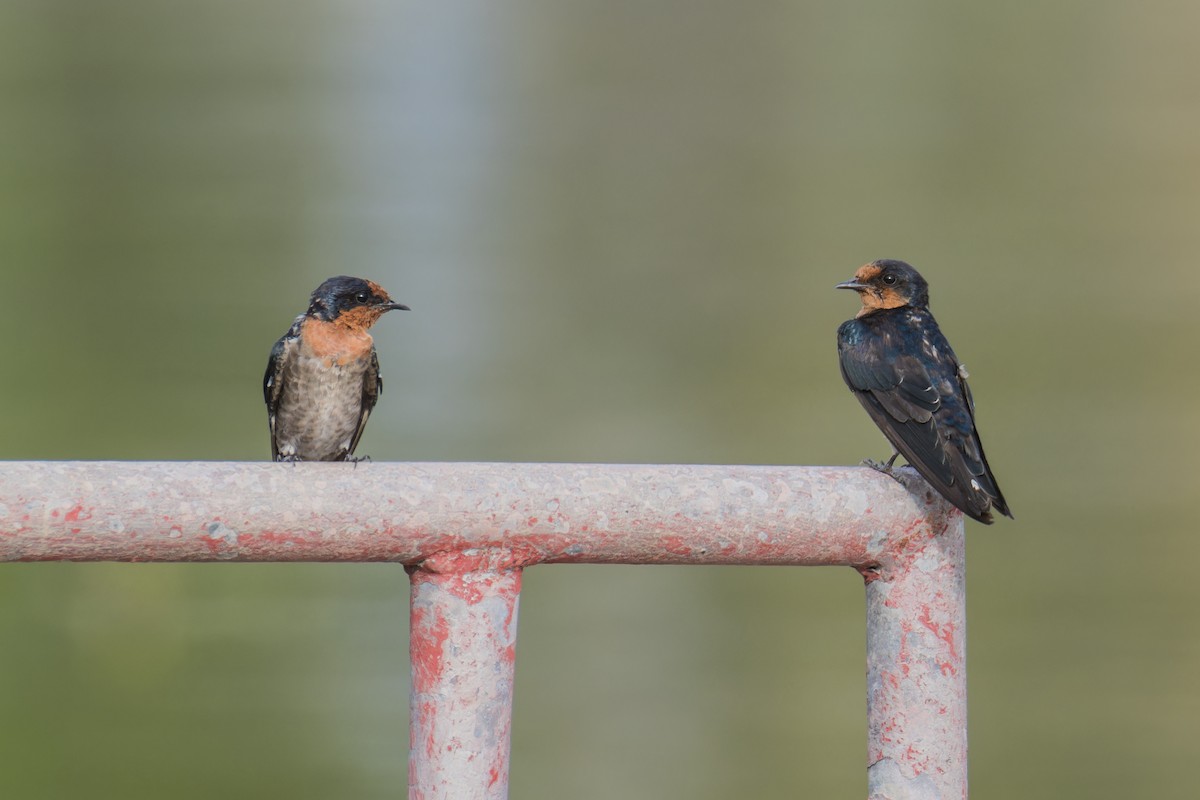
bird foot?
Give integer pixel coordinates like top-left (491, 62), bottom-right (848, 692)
top-left (862, 453), bottom-right (902, 482)
top-left (345, 454), bottom-right (372, 469)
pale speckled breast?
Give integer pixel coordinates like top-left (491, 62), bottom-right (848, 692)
top-left (273, 349), bottom-right (374, 461)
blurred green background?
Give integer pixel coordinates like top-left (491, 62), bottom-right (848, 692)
top-left (1, 1), bottom-right (1197, 797)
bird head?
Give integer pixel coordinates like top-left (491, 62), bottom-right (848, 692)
top-left (307, 276), bottom-right (410, 329)
top-left (836, 259), bottom-right (930, 314)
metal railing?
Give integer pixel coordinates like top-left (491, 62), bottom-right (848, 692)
top-left (0, 461), bottom-right (967, 799)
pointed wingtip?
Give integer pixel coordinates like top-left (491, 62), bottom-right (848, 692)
top-left (972, 503), bottom-right (1014, 525)
top-left (961, 506), bottom-right (995, 524)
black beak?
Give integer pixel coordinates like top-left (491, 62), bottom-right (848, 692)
top-left (835, 279), bottom-right (867, 291)
top-left (383, 301), bottom-right (410, 311)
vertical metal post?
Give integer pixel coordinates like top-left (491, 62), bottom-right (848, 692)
top-left (408, 551), bottom-right (522, 800)
top-left (865, 514), bottom-right (968, 799)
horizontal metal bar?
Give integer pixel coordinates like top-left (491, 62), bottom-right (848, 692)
top-left (0, 461), bottom-right (955, 566)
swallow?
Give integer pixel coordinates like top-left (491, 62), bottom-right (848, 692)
top-left (836, 259), bottom-right (1011, 523)
top-left (264, 276), bottom-right (409, 462)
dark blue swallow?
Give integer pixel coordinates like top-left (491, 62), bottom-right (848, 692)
top-left (264, 276), bottom-right (409, 462)
top-left (837, 260), bottom-right (1011, 523)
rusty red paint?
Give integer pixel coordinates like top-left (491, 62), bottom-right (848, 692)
top-left (409, 564), bottom-right (521, 800)
top-left (256, 531), bottom-right (318, 548)
top-left (918, 604), bottom-right (960, 662)
top-left (660, 535), bottom-right (692, 556)
top-left (64, 505), bottom-right (91, 523)
top-left (195, 533), bottom-right (227, 556)
top-left (410, 606), bottom-right (451, 694)
top-left (866, 504), bottom-right (966, 799)
top-left (0, 461), bottom-right (967, 799)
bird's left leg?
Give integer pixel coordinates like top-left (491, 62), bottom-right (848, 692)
top-left (862, 449), bottom-right (902, 481)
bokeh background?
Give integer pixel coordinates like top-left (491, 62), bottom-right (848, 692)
top-left (2, 1), bottom-right (1198, 797)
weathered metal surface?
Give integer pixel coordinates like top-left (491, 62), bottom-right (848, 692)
top-left (409, 551), bottom-right (521, 800)
top-left (0, 461), bottom-right (954, 567)
top-left (0, 461), bottom-right (968, 798)
top-left (865, 503), bottom-right (966, 799)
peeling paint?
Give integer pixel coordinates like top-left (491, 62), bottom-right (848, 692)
top-left (409, 565), bottom-right (521, 800)
top-left (0, 461), bottom-right (965, 799)
top-left (865, 504), bottom-right (966, 799)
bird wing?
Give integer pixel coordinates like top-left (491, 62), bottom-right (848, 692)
top-left (953, 364), bottom-right (1012, 519)
top-left (263, 318), bottom-right (302, 461)
top-left (838, 319), bottom-right (1002, 522)
top-left (841, 350), bottom-right (949, 477)
top-left (347, 347), bottom-right (382, 457)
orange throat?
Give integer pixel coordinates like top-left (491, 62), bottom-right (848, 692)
top-left (336, 305), bottom-right (389, 331)
top-left (855, 287), bottom-right (907, 316)
top-left (301, 317), bottom-right (375, 366)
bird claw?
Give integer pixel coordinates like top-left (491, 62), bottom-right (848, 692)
top-left (345, 454), bottom-right (372, 469)
top-left (862, 453), bottom-right (902, 482)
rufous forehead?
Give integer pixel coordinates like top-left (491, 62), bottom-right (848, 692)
top-left (855, 263), bottom-right (884, 282)
top-left (365, 280), bottom-right (390, 300)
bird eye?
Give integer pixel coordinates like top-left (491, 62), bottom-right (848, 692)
top-left (881, 273), bottom-right (898, 286)
top-left (355, 292), bottom-right (369, 303)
